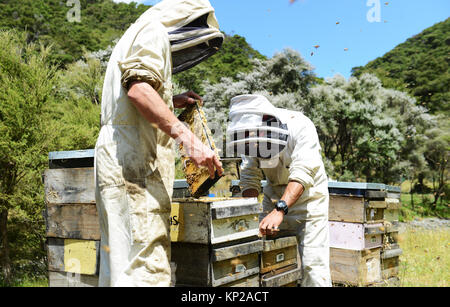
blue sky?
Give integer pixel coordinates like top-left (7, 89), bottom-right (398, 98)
top-left (117, 0), bottom-right (449, 79)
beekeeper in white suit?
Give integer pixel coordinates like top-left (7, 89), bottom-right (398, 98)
top-left (95, 0), bottom-right (224, 287)
top-left (227, 94), bottom-right (331, 287)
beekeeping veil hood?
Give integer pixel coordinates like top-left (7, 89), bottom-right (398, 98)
top-left (136, 0), bottom-right (224, 74)
top-left (227, 95), bottom-right (289, 159)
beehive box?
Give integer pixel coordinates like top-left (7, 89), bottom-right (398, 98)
top-left (170, 197), bottom-right (262, 245)
top-left (260, 236), bottom-right (299, 274)
top-left (260, 236), bottom-right (302, 287)
top-left (328, 182), bottom-right (398, 224)
top-left (329, 222), bottom-right (384, 251)
top-left (328, 182), bottom-right (401, 287)
top-left (172, 239), bottom-right (262, 287)
top-left (330, 247), bottom-right (382, 286)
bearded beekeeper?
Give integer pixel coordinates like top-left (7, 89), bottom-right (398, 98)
top-left (95, 0), bottom-right (224, 287)
top-left (227, 94), bottom-right (331, 287)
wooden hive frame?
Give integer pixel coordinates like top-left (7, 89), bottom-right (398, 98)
top-left (177, 103), bottom-right (222, 198)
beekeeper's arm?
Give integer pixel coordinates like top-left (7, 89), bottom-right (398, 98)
top-left (240, 156), bottom-right (264, 197)
top-left (119, 25), bottom-right (222, 178)
top-left (287, 121), bottom-right (322, 194)
top-left (260, 123), bottom-right (322, 235)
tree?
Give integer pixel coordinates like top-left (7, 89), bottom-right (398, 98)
top-left (202, 48), bottom-right (315, 118)
top-left (0, 30), bottom-right (101, 285)
top-left (202, 48), bottom-right (434, 185)
top-left (0, 31), bottom-right (59, 284)
top-left (58, 51), bottom-right (105, 105)
top-left (308, 73), bottom-right (433, 183)
top-left (423, 119), bottom-right (450, 207)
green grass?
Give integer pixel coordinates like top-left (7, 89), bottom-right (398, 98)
top-left (398, 228), bottom-right (449, 287)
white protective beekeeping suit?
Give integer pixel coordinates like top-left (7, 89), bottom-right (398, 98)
top-left (95, 0), bottom-right (223, 287)
top-left (227, 95), bottom-right (332, 287)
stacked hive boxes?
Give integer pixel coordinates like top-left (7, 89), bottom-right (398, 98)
top-left (177, 182), bottom-right (303, 287)
top-left (170, 197), bottom-right (263, 287)
top-left (229, 180), bottom-right (402, 287)
top-left (44, 150), bottom-right (401, 287)
top-left (43, 150), bottom-right (264, 287)
top-left (43, 150), bottom-right (99, 287)
top-left (328, 182), bottom-right (402, 287)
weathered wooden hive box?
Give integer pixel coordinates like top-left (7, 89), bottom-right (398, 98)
top-left (329, 222), bottom-right (384, 251)
top-left (330, 247), bottom-right (382, 286)
top-left (43, 150), bottom-right (265, 287)
top-left (328, 182), bottom-right (402, 287)
top-left (170, 197), bottom-right (262, 245)
top-left (172, 239), bottom-right (263, 287)
top-left (260, 236), bottom-right (302, 287)
top-left (43, 150), bottom-right (99, 287)
top-left (170, 197), bottom-right (263, 287)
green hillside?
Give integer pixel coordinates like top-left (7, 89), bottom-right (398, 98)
top-left (0, 0), bottom-right (264, 79)
top-left (0, 0), bottom-right (149, 65)
top-left (352, 18), bottom-right (450, 114)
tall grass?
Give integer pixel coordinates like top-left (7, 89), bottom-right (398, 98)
top-left (398, 228), bottom-right (449, 287)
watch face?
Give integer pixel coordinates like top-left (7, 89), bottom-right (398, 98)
top-left (277, 201), bottom-right (286, 208)
top-left (276, 201), bottom-right (288, 214)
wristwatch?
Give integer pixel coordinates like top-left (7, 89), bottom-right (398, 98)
top-left (275, 200), bottom-right (289, 215)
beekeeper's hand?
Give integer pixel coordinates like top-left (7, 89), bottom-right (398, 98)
top-left (259, 209), bottom-right (284, 236)
top-left (182, 134), bottom-right (223, 179)
top-left (258, 181), bottom-right (304, 236)
top-left (173, 91), bottom-right (203, 109)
